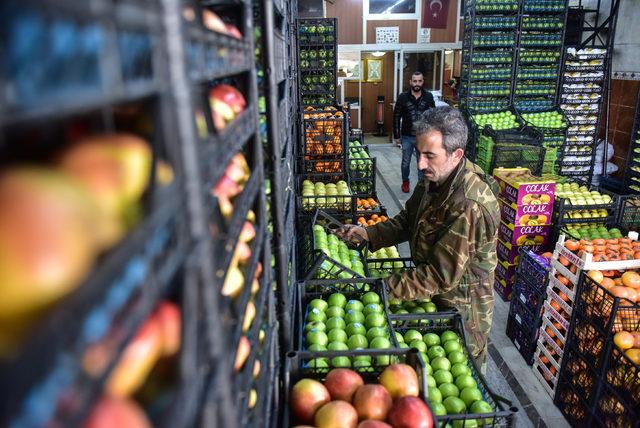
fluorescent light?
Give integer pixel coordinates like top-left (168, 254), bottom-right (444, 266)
top-left (371, 51), bottom-right (386, 57)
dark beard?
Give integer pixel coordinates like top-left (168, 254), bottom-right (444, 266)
top-left (412, 86), bottom-right (422, 92)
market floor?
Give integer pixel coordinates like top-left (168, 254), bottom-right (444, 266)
top-left (365, 136), bottom-right (570, 428)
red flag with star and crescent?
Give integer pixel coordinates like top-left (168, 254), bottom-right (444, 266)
top-left (422, 0), bottom-right (450, 29)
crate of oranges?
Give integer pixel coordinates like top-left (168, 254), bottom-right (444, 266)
top-left (301, 106), bottom-right (345, 157)
top-left (356, 196), bottom-right (382, 214)
top-left (355, 209), bottom-right (388, 227)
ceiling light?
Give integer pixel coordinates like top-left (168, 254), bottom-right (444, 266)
top-left (371, 51), bottom-right (386, 57)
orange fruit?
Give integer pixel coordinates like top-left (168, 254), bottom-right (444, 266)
top-left (587, 270), bottom-right (604, 284)
top-left (625, 348), bottom-right (640, 365)
top-left (613, 331), bottom-right (635, 351)
top-left (565, 240), bottom-right (579, 251)
top-left (621, 271), bottom-right (640, 289)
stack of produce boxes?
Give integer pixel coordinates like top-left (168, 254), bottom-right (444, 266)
top-left (533, 229), bottom-right (640, 402)
top-left (493, 168), bottom-right (555, 300)
top-left (551, 246), bottom-right (640, 426)
top-left (506, 250), bottom-right (551, 365)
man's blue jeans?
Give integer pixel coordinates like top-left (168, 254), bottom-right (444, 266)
top-left (401, 135), bottom-right (420, 181)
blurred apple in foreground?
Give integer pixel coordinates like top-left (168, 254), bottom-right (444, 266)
top-left (84, 396), bottom-right (151, 428)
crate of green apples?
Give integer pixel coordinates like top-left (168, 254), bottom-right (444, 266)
top-left (366, 246), bottom-right (414, 280)
top-left (296, 278), bottom-right (397, 354)
top-left (299, 175), bottom-right (355, 213)
top-left (299, 210), bottom-right (367, 280)
top-left (284, 348), bottom-right (435, 427)
top-left (391, 312), bottom-right (517, 427)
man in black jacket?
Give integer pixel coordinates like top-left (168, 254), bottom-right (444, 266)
top-left (393, 71), bottom-right (435, 193)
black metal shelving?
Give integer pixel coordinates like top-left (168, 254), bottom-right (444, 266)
top-left (0, 0), bottom-right (277, 426)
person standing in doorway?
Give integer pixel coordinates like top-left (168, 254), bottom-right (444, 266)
top-left (393, 71), bottom-right (435, 193)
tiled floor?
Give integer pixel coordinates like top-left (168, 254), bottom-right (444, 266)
top-left (365, 138), bottom-right (570, 428)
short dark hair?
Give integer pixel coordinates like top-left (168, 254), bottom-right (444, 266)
top-left (412, 71), bottom-right (423, 77)
top-left (413, 106), bottom-right (468, 155)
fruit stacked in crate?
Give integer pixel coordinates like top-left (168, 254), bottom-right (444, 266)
top-left (554, 269), bottom-right (640, 427)
top-left (533, 229), bottom-right (640, 400)
top-left (506, 249), bottom-right (551, 365)
top-left (300, 106), bottom-right (345, 174)
top-left (348, 140), bottom-right (376, 196)
top-left (493, 167), bottom-right (555, 300)
top-left (390, 312), bottom-right (517, 426)
top-left (549, 180), bottom-right (619, 253)
top-left (285, 349), bottom-right (436, 427)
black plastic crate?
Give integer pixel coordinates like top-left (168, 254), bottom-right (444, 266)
top-left (556, 345), bottom-right (601, 408)
top-left (566, 309), bottom-right (611, 374)
top-left (488, 143), bottom-right (547, 176)
top-left (294, 278), bottom-right (395, 352)
top-left (505, 312), bottom-right (537, 365)
top-left (350, 176), bottom-right (376, 196)
top-left (554, 376), bottom-right (594, 427)
top-left (296, 18), bottom-right (337, 44)
top-left (296, 173), bottom-right (356, 216)
top-left (574, 273), bottom-right (640, 336)
top-left (355, 193), bottom-right (384, 216)
top-left (283, 348), bottom-right (428, 427)
top-left (354, 206), bottom-right (389, 227)
top-left (298, 155), bottom-right (346, 174)
top-left (296, 210), bottom-right (366, 280)
top-left (617, 195), bottom-right (640, 231)
top-left (516, 248), bottom-right (550, 294)
top-left (512, 277), bottom-right (547, 311)
top-left (483, 124), bottom-right (543, 146)
top-left (348, 153), bottom-right (375, 181)
top-left (366, 257), bottom-right (415, 281)
top-left (301, 109), bottom-right (346, 157)
top-left (593, 381), bottom-right (640, 428)
top-left (552, 187), bottom-right (619, 225)
top-left (390, 312), bottom-right (518, 428)
top-left (602, 346), bottom-right (640, 413)
top-left (507, 295), bottom-right (543, 340)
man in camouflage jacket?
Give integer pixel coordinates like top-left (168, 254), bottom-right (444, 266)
top-left (341, 107), bottom-right (500, 367)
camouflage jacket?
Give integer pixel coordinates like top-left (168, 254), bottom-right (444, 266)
top-left (366, 159), bottom-right (500, 359)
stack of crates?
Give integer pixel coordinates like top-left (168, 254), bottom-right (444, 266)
top-left (506, 249), bottom-right (550, 364)
top-left (555, 272), bottom-right (640, 427)
top-left (493, 168), bottom-right (555, 300)
top-left (533, 229), bottom-right (640, 400)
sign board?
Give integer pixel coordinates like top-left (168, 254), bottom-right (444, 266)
top-left (375, 27), bottom-right (399, 44)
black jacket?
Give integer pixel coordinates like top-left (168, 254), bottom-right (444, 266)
top-left (393, 90), bottom-right (436, 139)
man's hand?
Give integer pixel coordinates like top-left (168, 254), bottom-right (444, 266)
top-left (335, 224), bottom-right (369, 245)
top-left (394, 138), bottom-right (401, 147)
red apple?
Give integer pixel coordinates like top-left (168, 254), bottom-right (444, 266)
top-left (234, 336), bottom-right (250, 371)
top-left (209, 97), bottom-right (235, 131)
top-left (358, 421), bottom-right (393, 428)
top-left (225, 23), bottom-right (243, 39)
top-left (209, 84), bottom-right (247, 114)
top-left (387, 397), bottom-right (433, 428)
top-left (84, 396), bottom-right (151, 428)
top-left (353, 384), bottom-right (392, 421)
top-left (324, 369), bottom-right (364, 402)
top-left (0, 168), bottom-right (98, 335)
top-left (378, 364), bottom-right (420, 400)
top-left (202, 9), bottom-right (227, 33)
top-left (314, 400), bottom-right (358, 428)
top-left (106, 316), bottom-right (163, 397)
top-left (153, 301), bottom-right (181, 356)
top-left (290, 378), bottom-right (331, 424)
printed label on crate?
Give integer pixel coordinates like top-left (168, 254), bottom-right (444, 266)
top-left (496, 259), bottom-right (517, 284)
top-left (548, 287), bottom-right (573, 317)
top-left (497, 239), bottom-right (545, 264)
top-left (494, 170), bottom-right (556, 206)
top-left (499, 222), bottom-right (551, 247)
top-left (499, 198), bottom-right (553, 226)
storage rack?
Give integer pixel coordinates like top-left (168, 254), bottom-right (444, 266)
top-left (622, 86), bottom-right (640, 193)
top-left (513, 0), bottom-right (569, 113)
top-left (0, 0), bottom-right (277, 426)
top-left (460, 0), bottom-right (519, 114)
top-left (558, 47), bottom-right (608, 182)
top-left (296, 18), bottom-right (337, 107)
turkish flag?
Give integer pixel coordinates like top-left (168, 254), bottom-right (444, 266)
top-left (422, 0), bottom-right (450, 29)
